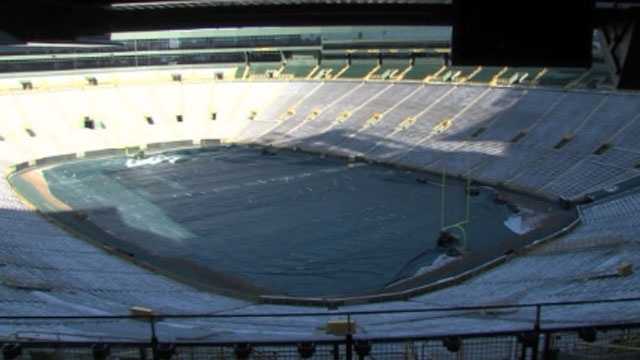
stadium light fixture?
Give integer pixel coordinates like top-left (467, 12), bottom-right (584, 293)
top-left (91, 343), bottom-right (110, 360)
top-left (156, 343), bottom-right (176, 360)
top-left (297, 342), bottom-right (315, 359)
top-left (1, 344), bottom-right (22, 360)
top-left (578, 328), bottom-right (597, 343)
top-left (354, 340), bottom-right (372, 359)
top-left (517, 332), bottom-right (537, 348)
top-left (442, 336), bottom-right (461, 353)
top-left (233, 343), bottom-right (252, 360)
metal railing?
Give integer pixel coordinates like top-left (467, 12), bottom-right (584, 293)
top-left (2, 297), bottom-right (640, 359)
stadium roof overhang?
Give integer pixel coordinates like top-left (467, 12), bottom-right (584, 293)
top-left (0, 0), bottom-right (639, 88)
top-left (0, 1), bottom-right (637, 41)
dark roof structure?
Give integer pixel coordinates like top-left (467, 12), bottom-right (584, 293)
top-left (0, 0), bottom-right (638, 87)
top-left (0, 0), bottom-right (637, 41)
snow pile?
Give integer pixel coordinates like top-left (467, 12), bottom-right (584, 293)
top-left (414, 254), bottom-right (460, 277)
top-left (504, 208), bottom-right (548, 235)
top-left (125, 154), bottom-right (182, 168)
top-left (504, 215), bottom-right (533, 235)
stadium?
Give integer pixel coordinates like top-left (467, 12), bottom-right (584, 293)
top-left (0, 0), bottom-right (640, 358)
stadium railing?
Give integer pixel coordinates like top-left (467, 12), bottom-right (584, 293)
top-left (2, 297), bottom-right (640, 359)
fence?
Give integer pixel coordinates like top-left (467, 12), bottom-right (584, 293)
top-left (2, 297), bottom-right (640, 359)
